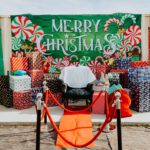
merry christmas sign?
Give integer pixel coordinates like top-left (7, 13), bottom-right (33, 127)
top-left (10, 14), bottom-right (141, 72)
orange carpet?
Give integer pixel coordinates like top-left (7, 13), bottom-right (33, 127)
top-left (56, 111), bottom-right (95, 148)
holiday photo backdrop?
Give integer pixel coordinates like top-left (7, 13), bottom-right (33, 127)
top-left (10, 13), bottom-right (141, 73)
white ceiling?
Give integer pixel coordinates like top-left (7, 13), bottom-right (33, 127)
top-left (0, 0), bottom-right (150, 15)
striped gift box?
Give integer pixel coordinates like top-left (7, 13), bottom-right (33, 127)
top-left (28, 70), bottom-right (44, 87)
top-left (10, 57), bottom-right (28, 71)
top-left (130, 61), bottom-right (149, 68)
top-left (26, 52), bottom-right (42, 70)
top-left (13, 90), bottom-right (32, 109)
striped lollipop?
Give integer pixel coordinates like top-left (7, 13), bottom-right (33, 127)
top-left (88, 60), bottom-right (100, 74)
top-left (29, 24), bottom-right (44, 43)
top-left (11, 16), bottom-right (34, 40)
top-left (34, 44), bottom-right (46, 52)
top-left (124, 25), bottom-right (141, 45)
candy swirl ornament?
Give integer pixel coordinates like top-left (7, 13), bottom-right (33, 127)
top-left (29, 24), bottom-right (44, 43)
top-left (11, 16), bottom-right (34, 40)
top-left (12, 37), bottom-right (22, 51)
top-left (124, 25), bottom-right (141, 45)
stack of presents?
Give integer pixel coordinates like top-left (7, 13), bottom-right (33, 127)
top-left (0, 52), bottom-right (62, 110)
top-left (0, 53), bottom-right (150, 113)
top-left (109, 58), bottom-right (150, 112)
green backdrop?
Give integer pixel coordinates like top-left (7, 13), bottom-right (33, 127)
top-left (0, 28), bottom-right (4, 75)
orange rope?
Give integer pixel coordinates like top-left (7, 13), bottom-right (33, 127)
top-left (47, 89), bottom-right (105, 113)
top-left (44, 104), bottom-right (116, 148)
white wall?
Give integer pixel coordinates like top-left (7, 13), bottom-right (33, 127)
top-left (0, 16), bottom-right (12, 75)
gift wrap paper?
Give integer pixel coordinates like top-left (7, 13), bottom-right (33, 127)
top-left (44, 73), bottom-right (60, 80)
top-left (46, 79), bottom-right (62, 93)
top-left (128, 67), bottom-right (150, 82)
top-left (120, 58), bottom-right (132, 69)
top-left (10, 57), bottom-right (28, 71)
top-left (28, 70), bottom-right (44, 87)
top-left (47, 92), bottom-right (62, 107)
top-left (26, 52), bottom-right (42, 70)
top-left (129, 81), bottom-right (150, 112)
top-left (114, 58), bottom-right (131, 69)
top-left (130, 61), bottom-right (149, 68)
top-left (13, 90), bottom-right (32, 109)
top-left (0, 75), bottom-right (9, 89)
top-left (2, 89), bottom-right (13, 108)
top-left (10, 75), bottom-right (31, 91)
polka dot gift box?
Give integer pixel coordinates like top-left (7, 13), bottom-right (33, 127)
top-left (9, 75), bottom-right (31, 91)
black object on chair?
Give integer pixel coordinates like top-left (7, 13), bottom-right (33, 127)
top-left (59, 65), bottom-right (96, 108)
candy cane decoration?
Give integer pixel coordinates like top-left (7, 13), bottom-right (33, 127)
top-left (11, 16), bottom-right (34, 40)
top-left (104, 18), bottom-right (122, 32)
top-left (120, 14), bottom-right (136, 25)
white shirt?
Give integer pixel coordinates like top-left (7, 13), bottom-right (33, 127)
top-left (59, 65), bottom-right (96, 88)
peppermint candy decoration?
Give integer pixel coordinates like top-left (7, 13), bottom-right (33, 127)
top-left (121, 14), bottom-right (136, 25)
top-left (28, 24), bottom-right (44, 43)
top-left (110, 34), bottom-right (124, 48)
top-left (88, 60), bottom-right (100, 74)
top-left (70, 61), bottom-right (79, 66)
top-left (104, 18), bottom-right (121, 32)
top-left (34, 44), bottom-right (46, 52)
top-left (119, 40), bottom-right (132, 53)
top-left (49, 66), bottom-right (56, 73)
top-left (80, 56), bottom-right (91, 66)
top-left (52, 58), bottom-right (63, 68)
top-left (124, 25), bottom-right (141, 45)
top-left (11, 16), bottom-right (34, 40)
top-left (12, 37), bottom-right (22, 51)
top-left (61, 56), bottom-right (70, 67)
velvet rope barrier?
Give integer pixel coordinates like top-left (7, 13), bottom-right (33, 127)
top-left (44, 103), bottom-right (116, 148)
top-left (46, 89), bottom-right (105, 113)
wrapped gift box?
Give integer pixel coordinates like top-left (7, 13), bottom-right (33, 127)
top-left (114, 58), bottom-right (121, 69)
top-left (28, 70), bottom-right (44, 87)
top-left (92, 91), bottom-right (105, 114)
top-left (31, 87), bottom-right (43, 104)
top-left (120, 58), bottom-right (132, 69)
top-left (0, 75), bottom-right (9, 89)
top-left (2, 89), bottom-right (13, 107)
top-left (130, 61), bottom-right (149, 68)
top-left (0, 89), bottom-right (2, 104)
top-left (9, 75), bottom-right (31, 91)
top-left (114, 58), bottom-right (132, 69)
top-left (26, 52), bottom-right (42, 70)
top-left (10, 57), bottom-right (28, 71)
top-left (13, 90), bottom-right (32, 109)
top-left (46, 79), bottom-right (62, 93)
top-left (44, 73), bottom-right (60, 80)
top-left (128, 67), bottom-right (150, 82)
top-left (129, 81), bottom-right (150, 112)
top-left (47, 92), bottom-right (62, 107)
